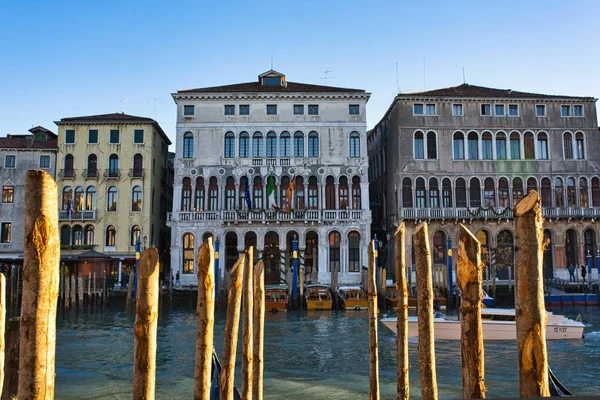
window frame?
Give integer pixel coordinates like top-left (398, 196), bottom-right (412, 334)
top-left (561, 105), bottom-right (571, 118)
top-left (2, 185), bottom-right (14, 203)
top-left (239, 104), bottom-right (250, 115)
top-left (452, 103), bottom-right (463, 116)
top-left (494, 104), bottom-right (505, 116)
top-left (266, 104), bottom-right (277, 115)
top-left (133, 129), bottom-right (144, 144)
top-left (508, 104), bottom-right (519, 117)
top-left (425, 103), bottom-right (436, 115)
top-left (183, 105), bottom-right (195, 116)
top-left (224, 105), bottom-right (235, 115)
top-left (535, 104), bottom-right (547, 117)
top-left (293, 104), bottom-right (304, 115)
top-left (349, 104), bottom-right (360, 115)
top-left (4, 154), bottom-right (16, 168)
top-left (109, 129), bottom-right (120, 145)
top-left (0, 222), bottom-right (11, 244)
top-left (413, 103), bottom-right (424, 115)
top-left (39, 155), bottom-right (51, 169)
top-left (88, 129), bottom-right (99, 144)
top-left (480, 103), bottom-right (492, 116)
top-left (65, 129), bottom-right (76, 144)
top-left (308, 104), bottom-right (319, 115)
top-left (573, 104), bottom-right (584, 117)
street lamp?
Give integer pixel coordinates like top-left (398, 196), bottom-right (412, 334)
top-left (586, 250), bottom-right (592, 288)
top-left (143, 235), bottom-right (148, 250)
top-left (215, 237), bottom-right (220, 300)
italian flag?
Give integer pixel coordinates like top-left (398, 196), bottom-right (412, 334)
top-left (267, 175), bottom-right (279, 209)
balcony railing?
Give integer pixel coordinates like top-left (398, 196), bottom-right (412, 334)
top-left (59, 210), bottom-right (97, 221)
top-left (399, 207), bottom-right (600, 220)
top-left (168, 209), bottom-right (365, 223)
top-left (58, 169), bottom-right (75, 179)
top-left (82, 169), bottom-right (98, 179)
top-left (104, 169), bottom-right (121, 179)
top-left (128, 169), bottom-right (145, 178)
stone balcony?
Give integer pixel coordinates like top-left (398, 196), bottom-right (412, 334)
top-left (59, 210), bottom-right (97, 221)
top-left (168, 209), bottom-right (369, 225)
top-left (398, 207), bottom-right (600, 222)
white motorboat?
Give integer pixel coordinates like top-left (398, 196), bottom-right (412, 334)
top-left (380, 308), bottom-right (584, 340)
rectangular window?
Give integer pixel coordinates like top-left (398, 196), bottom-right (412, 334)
top-left (88, 129), bottom-right (98, 144)
top-left (494, 104), bottom-right (505, 116)
top-left (561, 105), bottom-right (571, 117)
top-left (110, 129), bottom-right (120, 144)
top-left (184, 105), bottom-right (195, 116)
top-left (266, 104), bottom-right (277, 115)
top-left (349, 104), bottom-right (359, 115)
top-left (508, 104), bottom-right (519, 116)
top-left (535, 104), bottom-right (546, 117)
top-left (224, 105), bottom-right (235, 115)
top-left (309, 188), bottom-right (318, 209)
top-left (0, 222), bottom-right (11, 243)
top-left (239, 105), bottom-right (250, 115)
top-left (2, 186), bottom-right (14, 203)
top-left (573, 105), bottom-right (583, 117)
top-left (452, 104), bottom-right (463, 116)
top-left (134, 129), bottom-right (144, 144)
top-left (425, 104), bottom-right (436, 115)
top-left (65, 129), bottom-right (75, 144)
top-left (414, 137), bottom-right (424, 159)
top-left (481, 104), bottom-right (491, 116)
top-left (39, 155), bottom-right (50, 168)
top-left (413, 103), bottom-right (424, 115)
top-left (293, 104), bottom-right (304, 115)
top-left (308, 105), bottom-right (319, 115)
top-left (4, 155), bottom-right (15, 168)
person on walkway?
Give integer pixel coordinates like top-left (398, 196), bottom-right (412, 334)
top-left (581, 265), bottom-right (587, 283)
top-left (176, 271), bottom-right (181, 287)
top-left (568, 264), bottom-right (576, 282)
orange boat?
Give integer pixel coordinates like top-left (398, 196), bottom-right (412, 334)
top-left (305, 285), bottom-right (333, 310)
top-left (337, 286), bottom-right (368, 310)
top-left (386, 282), bottom-right (417, 309)
top-left (265, 285), bottom-right (288, 312)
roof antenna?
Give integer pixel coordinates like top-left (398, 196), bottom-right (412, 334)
top-left (153, 97), bottom-right (162, 120)
top-left (463, 67), bottom-right (466, 84)
top-left (320, 70), bottom-right (334, 86)
top-left (141, 99), bottom-right (149, 117)
top-left (120, 98), bottom-right (127, 114)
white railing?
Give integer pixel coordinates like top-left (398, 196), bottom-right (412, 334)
top-left (59, 210), bottom-right (96, 221)
top-left (400, 207), bottom-right (600, 220)
top-left (266, 158), bottom-right (277, 166)
top-left (168, 209), bottom-right (365, 223)
top-left (252, 158), bottom-right (263, 166)
top-left (280, 158), bottom-right (291, 166)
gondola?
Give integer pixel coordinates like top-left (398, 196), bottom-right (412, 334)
top-left (548, 366), bottom-right (573, 397)
top-left (211, 349), bottom-right (241, 400)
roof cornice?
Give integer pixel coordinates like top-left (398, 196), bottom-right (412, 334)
top-left (171, 92), bottom-right (371, 101)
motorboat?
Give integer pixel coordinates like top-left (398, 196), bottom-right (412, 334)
top-left (305, 285), bottom-right (333, 310)
top-left (385, 283), bottom-right (417, 309)
top-left (380, 308), bottom-right (584, 340)
top-left (337, 286), bottom-right (368, 310)
top-left (265, 285), bottom-right (288, 312)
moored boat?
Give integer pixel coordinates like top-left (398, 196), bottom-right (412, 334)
top-left (337, 286), bottom-right (368, 310)
top-left (265, 285), bottom-right (288, 312)
top-left (305, 285), bottom-right (333, 310)
top-left (385, 283), bottom-right (417, 309)
top-left (380, 308), bottom-right (585, 340)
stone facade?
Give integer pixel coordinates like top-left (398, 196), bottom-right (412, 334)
top-left (368, 84), bottom-right (599, 283)
top-left (168, 70), bottom-right (371, 289)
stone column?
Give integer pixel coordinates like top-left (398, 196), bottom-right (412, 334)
top-left (304, 179), bottom-right (309, 209)
top-left (173, 185), bottom-right (183, 214)
top-left (235, 184), bottom-right (240, 210)
top-left (334, 183), bottom-right (339, 210)
top-left (204, 182), bottom-right (210, 210)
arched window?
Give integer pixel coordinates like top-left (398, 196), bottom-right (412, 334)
top-left (414, 131), bottom-right (424, 159)
top-left (455, 178), bottom-right (466, 208)
top-left (74, 186), bottom-right (84, 211)
top-left (579, 177), bottom-right (589, 208)
top-left (350, 131), bottom-right (360, 157)
top-left (266, 131), bottom-right (277, 158)
top-left (575, 132), bottom-right (585, 159)
top-left (348, 231), bottom-right (360, 272)
top-left (497, 230), bottom-right (514, 278)
top-left (555, 177), bottom-right (564, 208)
top-left (338, 176), bottom-right (348, 209)
top-left (584, 229), bottom-right (597, 267)
top-left (280, 131), bottom-right (291, 157)
top-left (402, 177), bottom-right (413, 208)
top-left (209, 177), bottom-right (218, 210)
top-left (469, 178), bottom-right (481, 208)
top-left (325, 176), bottom-right (335, 209)
top-left (84, 225), bottom-right (94, 245)
top-left (308, 131), bottom-right (319, 157)
top-left (253, 176), bottom-right (263, 209)
top-left (510, 132), bottom-right (521, 159)
top-left (60, 225), bottom-right (71, 245)
top-left (132, 185), bottom-right (142, 211)
top-left (309, 176), bottom-right (319, 209)
top-left (563, 132), bottom-right (573, 159)
top-left (181, 177), bottom-right (192, 211)
top-left (478, 230), bottom-right (490, 268)
top-left (429, 178), bottom-right (439, 208)
top-left (537, 132), bottom-right (549, 160)
top-left (105, 225), bottom-right (116, 247)
top-left (195, 177), bottom-right (205, 211)
top-left (86, 186), bottom-right (96, 210)
top-left (183, 132), bottom-right (194, 158)
top-left (482, 132), bottom-right (493, 159)
top-left (108, 154), bottom-right (119, 177)
top-left (524, 132), bottom-right (535, 159)
top-left (496, 132), bottom-right (507, 160)
top-left (442, 178), bottom-right (452, 207)
top-left (567, 177), bottom-right (576, 207)
top-left (468, 131), bottom-right (479, 160)
top-left (294, 131), bottom-right (304, 157)
top-left (225, 177), bottom-right (235, 210)
top-left (64, 154), bottom-right (74, 177)
top-left (329, 231), bottom-right (341, 272)
top-left (541, 178), bottom-right (552, 207)
top-left (224, 132), bottom-right (235, 158)
top-left (453, 132), bottom-right (465, 159)
top-left (527, 177), bottom-right (537, 196)
top-left (87, 154), bottom-right (97, 177)
top-left (565, 229), bottom-right (577, 267)
top-left (513, 177), bottom-right (523, 205)
top-left (239, 176), bottom-right (249, 209)
top-left (592, 177), bottom-right (600, 207)
top-left (433, 231), bottom-right (447, 264)
top-left (182, 233), bottom-right (195, 274)
top-left (280, 176), bottom-right (290, 210)
top-left (352, 176), bottom-right (361, 209)
top-left (426, 131), bottom-right (437, 159)
top-left (107, 186), bottom-right (118, 212)
top-left (498, 178), bottom-right (509, 207)
top-left (543, 230), bottom-right (553, 279)
top-left (252, 132), bottom-right (263, 158)
top-left (130, 225), bottom-right (141, 247)
top-left (484, 178), bottom-right (495, 207)
top-left (295, 176), bottom-right (305, 209)
top-left (415, 178), bottom-right (426, 208)
top-left (239, 132), bottom-right (249, 158)
top-left (132, 153), bottom-right (143, 177)
top-left (225, 232), bottom-right (239, 271)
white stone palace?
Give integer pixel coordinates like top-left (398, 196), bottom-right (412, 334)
top-left (168, 70), bottom-right (371, 290)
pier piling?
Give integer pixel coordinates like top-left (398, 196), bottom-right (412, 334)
top-left (367, 240), bottom-right (380, 400)
top-left (394, 222), bottom-right (410, 400)
top-left (194, 239), bottom-right (214, 400)
top-left (242, 247), bottom-right (254, 400)
top-left (3, 318), bottom-right (20, 400)
top-left (0, 273), bottom-right (5, 395)
top-left (252, 260), bottom-right (265, 400)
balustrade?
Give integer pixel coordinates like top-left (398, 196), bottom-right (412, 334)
top-left (168, 208), bottom-right (365, 223)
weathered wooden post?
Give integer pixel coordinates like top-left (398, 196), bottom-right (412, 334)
top-left (0, 273), bottom-right (5, 395)
top-left (3, 317), bottom-right (20, 400)
top-left (126, 272), bottom-right (134, 311)
top-left (70, 274), bottom-right (76, 308)
top-left (242, 247), bottom-right (254, 400)
top-left (194, 239), bottom-right (214, 400)
top-left (88, 271), bottom-right (92, 305)
top-left (133, 247), bottom-right (160, 400)
top-left (78, 276), bottom-right (84, 308)
top-left (220, 253), bottom-right (246, 400)
top-left (514, 191), bottom-right (550, 397)
top-left (18, 170), bottom-right (60, 400)
top-left (457, 224), bottom-right (486, 399)
top-left (64, 274), bottom-right (70, 309)
top-left (413, 222), bottom-right (438, 400)
top-left (394, 223), bottom-right (409, 400)
top-left (367, 240), bottom-right (380, 400)
top-left (252, 260), bottom-right (265, 400)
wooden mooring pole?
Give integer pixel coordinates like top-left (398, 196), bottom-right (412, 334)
top-left (0, 273), bottom-right (5, 395)
top-left (514, 191), bottom-right (550, 397)
top-left (457, 224), bottom-right (486, 399)
top-left (220, 253), bottom-right (246, 400)
top-left (2, 317), bottom-right (20, 400)
top-left (414, 222), bottom-right (438, 400)
top-left (252, 260), bottom-right (265, 400)
top-left (194, 239), bottom-right (214, 400)
top-left (133, 247), bottom-right (160, 400)
top-left (367, 240), bottom-right (380, 400)
top-left (242, 247), bottom-right (254, 400)
top-left (18, 170), bottom-right (60, 400)
top-left (394, 223), bottom-right (409, 400)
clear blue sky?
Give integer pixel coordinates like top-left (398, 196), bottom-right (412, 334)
top-left (1, 0), bottom-right (598, 145)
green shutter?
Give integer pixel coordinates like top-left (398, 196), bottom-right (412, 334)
top-left (65, 129), bottom-right (75, 144)
top-left (134, 129), bottom-right (144, 144)
top-left (88, 129), bottom-right (98, 144)
top-left (110, 129), bottom-right (120, 144)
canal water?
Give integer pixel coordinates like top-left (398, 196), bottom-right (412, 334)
top-left (56, 306), bottom-right (600, 399)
